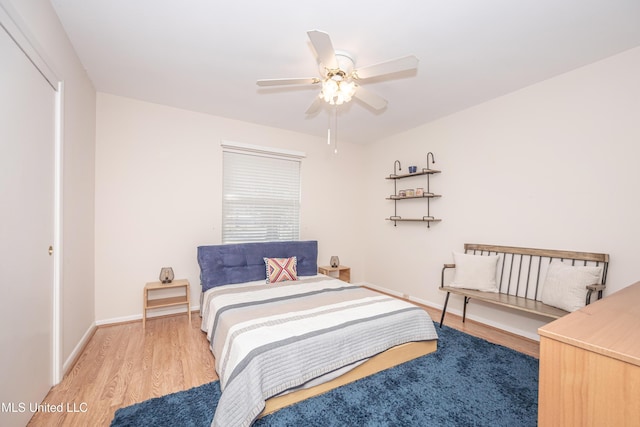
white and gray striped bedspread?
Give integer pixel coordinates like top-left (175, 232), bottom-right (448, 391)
top-left (201, 275), bottom-right (438, 427)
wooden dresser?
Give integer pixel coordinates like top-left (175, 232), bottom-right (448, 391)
top-left (538, 281), bottom-right (640, 426)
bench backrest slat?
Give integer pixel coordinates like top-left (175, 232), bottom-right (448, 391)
top-left (464, 244), bottom-right (609, 301)
top-left (465, 243), bottom-right (609, 263)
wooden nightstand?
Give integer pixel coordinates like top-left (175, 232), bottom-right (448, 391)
top-left (318, 265), bottom-right (351, 283)
top-left (143, 279), bottom-right (191, 329)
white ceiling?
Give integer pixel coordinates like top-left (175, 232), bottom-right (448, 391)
top-left (51, 0), bottom-right (640, 144)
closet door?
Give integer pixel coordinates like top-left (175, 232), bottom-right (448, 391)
top-left (0, 25), bottom-right (55, 426)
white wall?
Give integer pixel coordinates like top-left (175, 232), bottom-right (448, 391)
top-left (96, 47), bottom-right (640, 338)
top-left (364, 47), bottom-right (640, 339)
top-left (1, 0), bottom-right (96, 371)
top-left (95, 94), bottom-right (366, 321)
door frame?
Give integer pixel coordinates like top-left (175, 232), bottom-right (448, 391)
top-left (0, 3), bottom-right (64, 384)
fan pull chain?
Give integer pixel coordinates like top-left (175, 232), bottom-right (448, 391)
top-left (327, 105), bottom-right (338, 153)
top-left (333, 106), bottom-right (338, 154)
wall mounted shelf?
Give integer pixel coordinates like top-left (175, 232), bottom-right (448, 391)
top-left (386, 154), bottom-right (441, 228)
top-left (385, 168), bottom-right (440, 180)
top-left (386, 216), bottom-right (442, 223)
top-left (386, 193), bottom-right (441, 200)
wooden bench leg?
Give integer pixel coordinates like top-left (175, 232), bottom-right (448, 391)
top-left (439, 291), bottom-right (451, 328)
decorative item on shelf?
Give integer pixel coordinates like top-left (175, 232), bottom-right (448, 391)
top-left (409, 166), bottom-right (417, 173)
top-left (330, 256), bottom-right (340, 268)
top-left (398, 189), bottom-right (406, 197)
top-left (406, 189), bottom-right (415, 197)
top-left (416, 187), bottom-right (424, 197)
top-left (159, 267), bottom-right (174, 284)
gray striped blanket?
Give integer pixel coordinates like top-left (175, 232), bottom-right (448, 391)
top-left (201, 276), bottom-right (438, 427)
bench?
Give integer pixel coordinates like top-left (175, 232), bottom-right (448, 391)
top-left (439, 244), bottom-right (609, 327)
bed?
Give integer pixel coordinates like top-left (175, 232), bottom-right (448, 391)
top-left (198, 240), bottom-right (438, 427)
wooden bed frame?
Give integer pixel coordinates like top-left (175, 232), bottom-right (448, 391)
top-left (261, 340), bottom-right (437, 416)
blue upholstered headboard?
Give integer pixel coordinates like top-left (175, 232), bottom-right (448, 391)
top-left (197, 240), bottom-right (318, 292)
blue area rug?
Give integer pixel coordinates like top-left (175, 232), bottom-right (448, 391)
top-left (111, 325), bottom-right (538, 426)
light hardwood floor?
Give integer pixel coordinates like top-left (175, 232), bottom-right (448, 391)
top-left (27, 304), bottom-right (539, 426)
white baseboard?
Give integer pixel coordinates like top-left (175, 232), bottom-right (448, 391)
top-left (95, 314), bottom-right (140, 326)
top-left (361, 281), bottom-right (541, 342)
top-left (62, 322), bottom-right (96, 377)
top-left (95, 304), bottom-right (201, 327)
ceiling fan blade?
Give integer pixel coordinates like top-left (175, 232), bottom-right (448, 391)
top-left (354, 55), bottom-right (419, 80)
top-left (307, 30), bottom-right (338, 69)
top-left (305, 97), bottom-right (323, 115)
top-left (354, 85), bottom-right (388, 110)
top-left (257, 77), bottom-right (320, 87)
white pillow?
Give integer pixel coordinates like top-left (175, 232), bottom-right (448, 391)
top-left (449, 252), bottom-right (500, 293)
top-left (540, 261), bottom-right (603, 312)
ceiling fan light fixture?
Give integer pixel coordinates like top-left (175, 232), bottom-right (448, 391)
top-left (320, 78), bottom-right (356, 105)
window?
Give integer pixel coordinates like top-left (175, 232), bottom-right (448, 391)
top-left (221, 142), bottom-right (304, 244)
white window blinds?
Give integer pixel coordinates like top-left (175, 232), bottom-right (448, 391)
top-left (222, 144), bottom-right (302, 244)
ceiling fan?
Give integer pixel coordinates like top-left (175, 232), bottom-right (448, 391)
top-left (256, 30), bottom-right (419, 115)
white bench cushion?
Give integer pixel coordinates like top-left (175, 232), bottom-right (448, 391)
top-left (448, 252), bottom-right (500, 293)
top-left (541, 261), bottom-right (604, 312)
